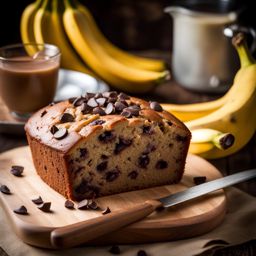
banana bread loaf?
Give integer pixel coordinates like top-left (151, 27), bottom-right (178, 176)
top-left (25, 91), bottom-right (191, 201)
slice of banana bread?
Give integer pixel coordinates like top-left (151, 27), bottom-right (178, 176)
top-left (25, 91), bottom-right (191, 200)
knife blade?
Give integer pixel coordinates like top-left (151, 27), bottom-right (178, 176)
top-left (51, 169), bottom-right (256, 248)
top-left (160, 168), bottom-right (256, 207)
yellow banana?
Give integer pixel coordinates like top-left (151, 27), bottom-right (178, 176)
top-left (33, 0), bottom-right (95, 76)
top-left (63, 0), bottom-right (169, 93)
top-left (185, 33), bottom-right (256, 159)
top-left (73, 0), bottom-right (166, 72)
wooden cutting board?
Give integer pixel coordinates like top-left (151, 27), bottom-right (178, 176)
top-left (0, 146), bottom-right (226, 249)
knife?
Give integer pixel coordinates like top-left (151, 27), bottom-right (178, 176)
top-left (51, 169), bottom-right (256, 248)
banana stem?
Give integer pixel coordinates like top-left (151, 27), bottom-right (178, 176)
top-left (232, 33), bottom-right (255, 67)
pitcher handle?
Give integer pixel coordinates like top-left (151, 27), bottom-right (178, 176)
top-left (224, 24), bottom-right (256, 53)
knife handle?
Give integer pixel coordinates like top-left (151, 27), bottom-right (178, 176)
top-left (51, 199), bottom-right (162, 248)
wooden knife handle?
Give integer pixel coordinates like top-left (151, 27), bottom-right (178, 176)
top-left (50, 199), bottom-right (162, 248)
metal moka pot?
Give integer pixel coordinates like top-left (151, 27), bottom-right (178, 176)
top-left (164, 2), bottom-right (256, 93)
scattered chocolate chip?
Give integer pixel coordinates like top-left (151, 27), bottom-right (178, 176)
top-left (81, 102), bottom-right (91, 114)
top-left (88, 200), bottom-right (98, 210)
top-left (49, 102), bottom-right (55, 106)
top-left (142, 125), bottom-right (154, 135)
top-left (121, 109), bottom-right (132, 118)
top-left (105, 91), bottom-right (118, 98)
top-left (13, 205), bottom-right (28, 215)
top-left (156, 160), bottom-right (168, 169)
top-left (50, 125), bottom-right (59, 135)
top-left (193, 176), bottom-right (207, 185)
top-left (98, 131), bottom-right (116, 143)
top-left (105, 103), bottom-right (115, 114)
top-left (0, 185), bottom-right (11, 194)
top-left (93, 107), bottom-right (106, 116)
top-left (150, 101), bottom-right (163, 112)
top-left (96, 161), bottom-right (108, 172)
top-left (114, 101), bottom-right (127, 112)
top-left (138, 154), bottom-right (150, 168)
top-left (143, 144), bottom-right (156, 154)
top-left (65, 200), bottom-right (75, 209)
top-left (102, 206), bottom-right (111, 215)
top-left (109, 245), bottom-right (121, 254)
top-left (114, 138), bottom-right (133, 154)
top-left (176, 134), bottom-right (189, 142)
top-left (40, 110), bottom-right (47, 117)
top-left (77, 199), bottom-right (90, 209)
top-left (121, 106), bottom-right (140, 117)
top-left (94, 93), bottom-right (102, 98)
top-left (53, 128), bottom-right (68, 140)
top-left (60, 113), bottom-right (75, 123)
top-left (10, 165), bottom-right (24, 177)
top-left (38, 202), bottom-right (51, 212)
top-left (80, 148), bottom-right (88, 158)
top-left (73, 97), bottom-right (86, 107)
top-left (87, 97), bottom-right (98, 108)
top-left (32, 196), bottom-right (43, 205)
top-left (105, 170), bottom-right (120, 182)
top-left (137, 250), bottom-right (148, 256)
top-left (118, 92), bottom-right (130, 100)
top-left (96, 97), bottom-right (107, 106)
top-left (128, 170), bottom-right (138, 179)
top-left (68, 97), bottom-right (76, 103)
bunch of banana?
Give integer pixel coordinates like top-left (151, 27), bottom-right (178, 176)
top-left (185, 33), bottom-right (256, 159)
top-left (20, 0), bottom-right (169, 93)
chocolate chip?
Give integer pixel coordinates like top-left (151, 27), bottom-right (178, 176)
top-left (138, 154), bottom-right (150, 168)
top-left (90, 119), bottom-right (106, 126)
top-left (105, 103), bottom-right (115, 114)
top-left (68, 97), bottom-right (76, 103)
top-left (40, 110), bottom-right (47, 117)
top-left (103, 91), bottom-right (118, 98)
top-left (176, 134), bottom-right (189, 142)
top-left (77, 199), bottom-right (90, 209)
top-left (121, 106), bottom-right (140, 117)
top-left (73, 97), bottom-right (86, 107)
top-left (93, 107), bottom-right (106, 116)
top-left (105, 170), bottom-right (120, 182)
top-left (32, 196), bottom-right (43, 205)
top-left (98, 131), bottom-right (116, 143)
top-left (85, 92), bottom-right (95, 99)
top-left (96, 161), bottom-right (108, 172)
top-left (114, 101), bottom-right (126, 112)
top-left (60, 113), bottom-right (75, 123)
top-left (109, 245), bottom-right (121, 254)
top-left (114, 138), bottom-right (132, 154)
top-left (121, 109), bottom-right (132, 118)
top-left (158, 122), bottom-right (165, 133)
top-left (87, 97), bottom-right (98, 108)
top-left (128, 170), bottom-right (138, 179)
top-left (167, 121), bottom-right (173, 126)
top-left (143, 144), bottom-right (156, 154)
top-left (118, 92), bottom-right (130, 100)
top-left (50, 125), bottom-right (59, 135)
top-left (13, 205), bottom-right (28, 215)
top-left (38, 202), bottom-right (51, 212)
top-left (0, 185), bottom-right (11, 194)
top-left (102, 206), bottom-right (111, 215)
top-left (94, 93), bottom-right (103, 98)
top-left (81, 102), bottom-right (91, 114)
top-left (96, 97), bottom-right (107, 106)
top-left (142, 125), bottom-right (154, 135)
top-left (193, 176), bottom-right (207, 185)
top-left (53, 128), bottom-right (68, 140)
top-left (156, 160), bottom-right (168, 169)
top-left (137, 249), bottom-right (148, 256)
top-left (88, 200), bottom-right (98, 210)
top-left (10, 165), bottom-right (24, 177)
top-left (150, 101), bottom-right (163, 112)
top-left (80, 148), bottom-right (88, 158)
top-left (65, 200), bottom-right (75, 209)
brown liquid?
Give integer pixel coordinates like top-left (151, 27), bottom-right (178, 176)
top-left (0, 56), bottom-right (59, 114)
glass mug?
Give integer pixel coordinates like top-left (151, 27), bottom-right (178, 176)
top-left (0, 43), bottom-right (60, 120)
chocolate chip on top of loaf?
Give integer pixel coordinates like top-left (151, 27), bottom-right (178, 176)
top-left (25, 91), bottom-right (191, 200)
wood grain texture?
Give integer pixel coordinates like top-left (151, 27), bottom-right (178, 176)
top-left (0, 146), bottom-right (226, 249)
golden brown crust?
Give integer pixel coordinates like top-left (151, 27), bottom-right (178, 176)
top-left (25, 94), bottom-right (191, 154)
